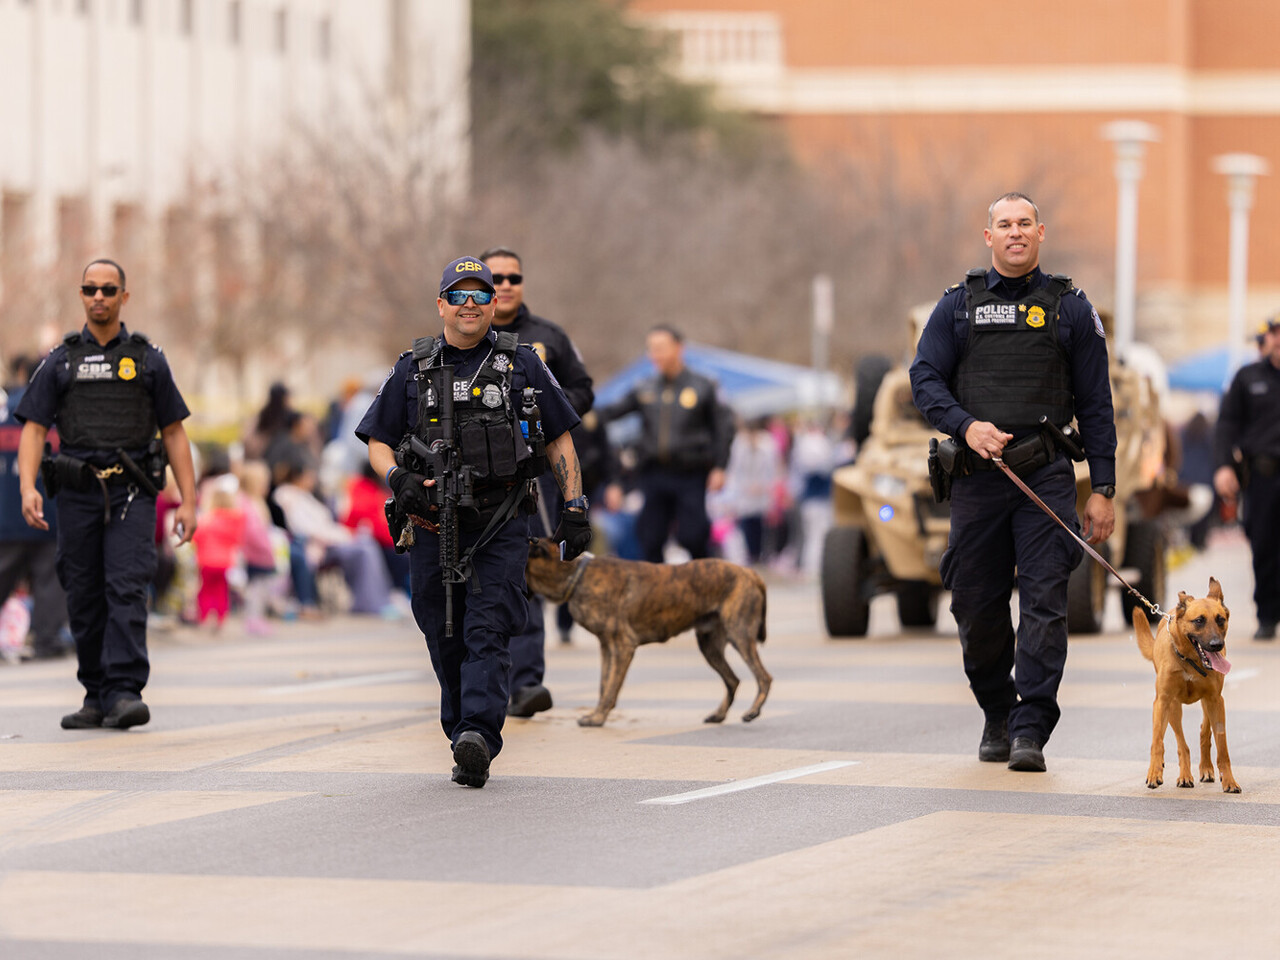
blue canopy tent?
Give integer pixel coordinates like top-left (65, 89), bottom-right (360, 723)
top-left (593, 342), bottom-right (846, 421)
top-left (1166, 345), bottom-right (1240, 393)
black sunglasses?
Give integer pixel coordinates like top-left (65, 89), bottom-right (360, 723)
top-left (80, 284), bottom-right (121, 297)
top-left (490, 273), bottom-right (523, 286)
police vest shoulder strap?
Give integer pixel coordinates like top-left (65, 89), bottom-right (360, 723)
top-left (62, 331), bottom-right (81, 347)
top-left (412, 336), bottom-right (437, 363)
top-left (129, 331), bottom-right (151, 346)
top-left (964, 269), bottom-right (987, 299)
top-left (1046, 274), bottom-right (1074, 297)
top-left (493, 330), bottom-right (519, 357)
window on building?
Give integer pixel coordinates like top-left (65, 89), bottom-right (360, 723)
top-left (229, 0), bottom-right (241, 45)
top-left (274, 7), bottom-right (287, 54)
top-left (318, 15), bottom-right (331, 60)
top-left (131, 0), bottom-right (144, 25)
top-left (180, 0), bottom-right (193, 36)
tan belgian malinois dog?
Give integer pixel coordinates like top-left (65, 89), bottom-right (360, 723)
top-left (1132, 577), bottom-right (1240, 793)
top-left (525, 539), bottom-right (771, 727)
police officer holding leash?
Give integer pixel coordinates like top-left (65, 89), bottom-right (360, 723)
top-left (357, 256), bottom-right (589, 788)
top-left (16, 259), bottom-right (198, 730)
top-left (910, 193), bottom-right (1116, 774)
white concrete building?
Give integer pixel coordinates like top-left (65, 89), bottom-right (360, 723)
top-left (0, 0), bottom-right (469, 259)
top-left (0, 0), bottom-right (470, 401)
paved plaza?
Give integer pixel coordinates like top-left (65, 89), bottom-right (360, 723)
top-left (1, 529), bottom-right (1278, 958)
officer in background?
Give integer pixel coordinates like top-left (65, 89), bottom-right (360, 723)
top-left (910, 192), bottom-right (1116, 774)
top-left (480, 246), bottom-right (593, 718)
top-left (16, 259), bottom-right (198, 729)
top-left (357, 256), bottom-right (589, 788)
top-left (1214, 315), bottom-right (1280, 639)
top-left (0, 355), bottom-right (68, 660)
top-left (599, 324), bottom-right (735, 563)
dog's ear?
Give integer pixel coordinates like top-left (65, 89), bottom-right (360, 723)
top-left (1208, 577), bottom-right (1223, 601)
top-left (1176, 592), bottom-right (1189, 617)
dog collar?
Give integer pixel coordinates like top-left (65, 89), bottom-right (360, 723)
top-left (561, 556), bottom-right (591, 601)
top-left (1175, 641), bottom-right (1209, 678)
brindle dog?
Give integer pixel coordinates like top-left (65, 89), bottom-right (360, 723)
top-left (1131, 577), bottom-right (1240, 793)
top-left (525, 539), bottom-right (771, 727)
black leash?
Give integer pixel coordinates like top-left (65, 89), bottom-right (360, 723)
top-left (991, 457), bottom-right (1168, 623)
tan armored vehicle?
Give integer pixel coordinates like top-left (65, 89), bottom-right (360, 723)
top-left (821, 309), bottom-right (1167, 637)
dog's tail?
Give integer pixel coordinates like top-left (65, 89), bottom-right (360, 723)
top-left (751, 569), bottom-right (767, 643)
top-left (759, 586), bottom-right (767, 644)
top-left (1132, 604), bottom-right (1155, 663)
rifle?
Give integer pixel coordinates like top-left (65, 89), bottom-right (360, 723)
top-left (388, 365), bottom-right (476, 638)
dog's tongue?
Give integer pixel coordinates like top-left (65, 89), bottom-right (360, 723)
top-left (1206, 649), bottom-right (1231, 675)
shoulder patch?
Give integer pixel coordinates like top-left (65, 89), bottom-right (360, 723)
top-left (1092, 307), bottom-right (1106, 338)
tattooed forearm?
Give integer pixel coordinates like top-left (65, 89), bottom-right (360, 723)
top-left (545, 433), bottom-right (583, 500)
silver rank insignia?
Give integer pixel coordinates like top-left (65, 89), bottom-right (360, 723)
top-left (481, 383), bottom-right (503, 408)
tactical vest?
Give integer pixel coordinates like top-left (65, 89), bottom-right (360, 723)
top-left (411, 331), bottom-right (532, 485)
top-left (57, 332), bottom-right (158, 450)
top-left (951, 270), bottom-right (1075, 432)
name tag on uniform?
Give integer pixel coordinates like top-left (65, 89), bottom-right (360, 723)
top-left (972, 303), bottom-right (1019, 326)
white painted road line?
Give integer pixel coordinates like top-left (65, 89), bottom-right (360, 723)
top-left (641, 760), bottom-right (860, 805)
top-left (263, 670), bottom-right (427, 695)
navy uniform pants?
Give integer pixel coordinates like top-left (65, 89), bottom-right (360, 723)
top-left (55, 483), bottom-right (157, 712)
top-left (508, 473), bottom-right (559, 693)
top-left (939, 456), bottom-right (1083, 746)
top-left (637, 467), bottom-right (710, 563)
top-left (1243, 469), bottom-right (1280, 623)
top-left (409, 513), bottom-right (530, 758)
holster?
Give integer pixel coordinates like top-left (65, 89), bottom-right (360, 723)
top-left (385, 497), bottom-right (412, 553)
top-left (928, 438), bottom-right (951, 503)
top-left (937, 437), bottom-right (968, 478)
top-left (43, 453), bottom-right (96, 496)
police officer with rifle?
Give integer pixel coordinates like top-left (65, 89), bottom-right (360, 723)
top-left (357, 256), bottom-right (589, 788)
top-left (16, 259), bottom-right (198, 730)
top-left (910, 193), bottom-right (1116, 775)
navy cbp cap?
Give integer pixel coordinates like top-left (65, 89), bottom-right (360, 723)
top-left (439, 257), bottom-right (495, 295)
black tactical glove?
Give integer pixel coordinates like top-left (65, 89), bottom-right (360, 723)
top-left (553, 509), bottom-right (592, 561)
top-left (388, 468), bottom-right (433, 518)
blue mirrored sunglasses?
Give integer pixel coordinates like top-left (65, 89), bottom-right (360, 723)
top-left (442, 289), bottom-right (494, 305)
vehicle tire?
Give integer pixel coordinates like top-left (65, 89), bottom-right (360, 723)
top-left (851, 354), bottom-right (893, 449)
top-left (1066, 542), bottom-right (1110, 635)
top-left (822, 526), bottom-right (870, 638)
top-left (896, 580), bottom-right (939, 628)
top-left (1122, 519), bottom-right (1166, 625)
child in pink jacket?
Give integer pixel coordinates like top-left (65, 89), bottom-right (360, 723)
top-left (192, 480), bottom-right (245, 629)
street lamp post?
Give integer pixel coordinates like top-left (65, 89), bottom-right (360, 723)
top-left (1101, 120), bottom-right (1159, 360)
top-left (1212, 153), bottom-right (1269, 385)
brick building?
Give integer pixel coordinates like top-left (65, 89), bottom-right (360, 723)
top-left (631, 0), bottom-right (1280, 359)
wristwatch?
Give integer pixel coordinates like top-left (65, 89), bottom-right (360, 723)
top-left (564, 496), bottom-right (589, 511)
top-left (1092, 484), bottom-right (1116, 499)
